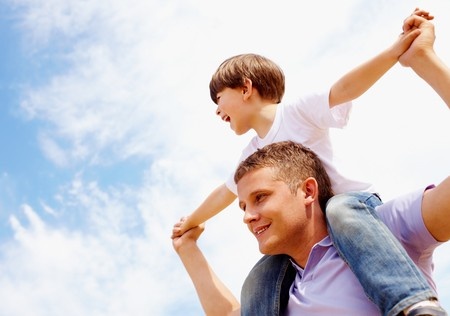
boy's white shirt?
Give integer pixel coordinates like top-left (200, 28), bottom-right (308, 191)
top-left (226, 90), bottom-right (376, 195)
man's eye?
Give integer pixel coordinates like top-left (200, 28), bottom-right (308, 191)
top-left (255, 194), bottom-right (266, 203)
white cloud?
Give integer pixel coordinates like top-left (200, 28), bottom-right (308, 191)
top-left (0, 179), bottom-right (192, 315)
top-left (38, 132), bottom-right (70, 167)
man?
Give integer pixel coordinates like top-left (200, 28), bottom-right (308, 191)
top-left (236, 140), bottom-right (448, 315)
top-left (172, 12), bottom-right (450, 316)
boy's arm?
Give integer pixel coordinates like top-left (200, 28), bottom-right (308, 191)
top-left (172, 183), bottom-right (236, 238)
top-left (329, 9), bottom-right (433, 108)
top-left (172, 223), bottom-right (241, 316)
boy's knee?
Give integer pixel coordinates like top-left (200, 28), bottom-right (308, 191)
top-left (325, 194), bottom-right (352, 226)
top-left (325, 192), bottom-right (382, 232)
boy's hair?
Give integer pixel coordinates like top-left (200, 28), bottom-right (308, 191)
top-left (234, 141), bottom-right (334, 211)
top-left (209, 53), bottom-right (285, 104)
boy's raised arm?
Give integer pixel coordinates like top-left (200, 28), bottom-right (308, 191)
top-left (328, 9), bottom-right (433, 108)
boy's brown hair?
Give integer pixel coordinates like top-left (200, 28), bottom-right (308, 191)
top-left (209, 53), bottom-right (285, 104)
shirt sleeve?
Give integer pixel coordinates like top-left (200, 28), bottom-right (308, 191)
top-left (226, 172), bottom-right (237, 195)
top-left (225, 138), bottom-right (261, 195)
top-left (376, 186), bottom-right (441, 262)
top-left (288, 91), bottom-right (352, 130)
top-left (225, 149), bottom-right (250, 195)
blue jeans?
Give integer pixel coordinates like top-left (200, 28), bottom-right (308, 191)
top-left (241, 254), bottom-right (294, 316)
top-left (326, 192), bottom-right (435, 316)
top-left (240, 192), bottom-right (436, 316)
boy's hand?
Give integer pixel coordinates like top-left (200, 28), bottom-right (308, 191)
top-left (171, 216), bottom-right (190, 238)
top-left (172, 220), bottom-right (205, 253)
top-left (399, 9), bottom-right (436, 67)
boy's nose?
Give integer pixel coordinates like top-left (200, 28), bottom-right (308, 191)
top-left (216, 107), bottom-right (221, 116)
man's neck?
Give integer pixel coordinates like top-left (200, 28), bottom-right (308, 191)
top-left (290, 224), bottom-right (329, 268)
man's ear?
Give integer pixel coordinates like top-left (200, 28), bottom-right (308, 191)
top-left (302, 177), bottom-right (318, 206)
top-left (242, 78), bottom-right (253, 100)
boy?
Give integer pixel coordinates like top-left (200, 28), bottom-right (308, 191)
top-left (172, 8), bottom-right (440, 316)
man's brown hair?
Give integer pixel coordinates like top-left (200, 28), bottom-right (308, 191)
top-left (234, 141), bottom-right (334, 211)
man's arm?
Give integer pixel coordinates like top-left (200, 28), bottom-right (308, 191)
top-left (422, 177), bottom-right (450, 242)
top-left (172, 223), bottom-right (240, 315)
top-left (329, 9), bottom-right (433, 108)
top-left (405, 14), bottom-right (450, 241)
top-left (400, 13), bottom-right (450, 109)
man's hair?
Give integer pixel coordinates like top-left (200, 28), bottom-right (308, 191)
top-left (209, 53), bottom-right (285, 104)
top-left (234, 141), bottom-right (334, 210)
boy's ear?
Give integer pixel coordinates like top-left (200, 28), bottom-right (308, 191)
top-left (301, 177), bottom-right (318, 206)
top-left (242, 78), bottom-right (253, 100)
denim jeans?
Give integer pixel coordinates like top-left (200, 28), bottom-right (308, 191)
top-left (241, 254), bottom-right (294, 316)
top-left (326, 192), bottom-right (434, 316)
top-left (240, 192), bottom-right (436, 316)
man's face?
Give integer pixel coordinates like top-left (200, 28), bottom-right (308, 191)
top-left (237, 167), bottom-right (312, 258)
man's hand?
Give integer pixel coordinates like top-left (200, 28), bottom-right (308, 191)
top-left (399, 8), bottom-right (436, 67)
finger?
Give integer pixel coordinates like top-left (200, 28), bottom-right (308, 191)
top-left (403, 15), bottom-right (427, 33)
top-left (401, 29), bottom-right (421, 47)
top-left (171, 229), bottom-right (182, 239)
top-left (412, 8), bottom-right (434, 20)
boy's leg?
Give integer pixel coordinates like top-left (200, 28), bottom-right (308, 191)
top-left (241, 254), bottom-right (294, 316)
top-left (326, 192), bottom-right (436, 316)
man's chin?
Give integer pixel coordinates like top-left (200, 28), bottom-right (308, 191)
top-left (258, 243), bottom-right (276, 255)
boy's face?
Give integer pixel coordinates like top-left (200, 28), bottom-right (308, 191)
top-left (215, 87), bottom-right (253, 135)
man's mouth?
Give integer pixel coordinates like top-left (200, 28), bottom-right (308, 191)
top-left (254, 225), bottom-right (269, 236)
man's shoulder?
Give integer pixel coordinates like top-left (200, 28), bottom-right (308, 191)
top-left (376, 187), bottom-right (438, 254)
top-left (376, 188), bottom-right (424, 230)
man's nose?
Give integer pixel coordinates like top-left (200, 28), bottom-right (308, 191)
top-left (243, 208), bottom-right (258, 224)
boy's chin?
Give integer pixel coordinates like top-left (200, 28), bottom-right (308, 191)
top-left (233, 128), bottom-right (250, 136)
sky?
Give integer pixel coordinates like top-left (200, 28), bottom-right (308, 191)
top-left (0, 0), bottom-right (449, 315)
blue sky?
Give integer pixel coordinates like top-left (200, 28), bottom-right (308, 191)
top-left (0, 0), bottom-right (449, 315)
